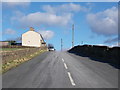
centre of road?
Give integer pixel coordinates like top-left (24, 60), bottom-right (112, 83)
top-left (62, 58), bottom-right (64, 62)
top-left (62, 58), bottom-right (76, 86)
top-left (64, 63), bottom-right (68, 69)
top-left (67, 72), bottom-right (76, 86)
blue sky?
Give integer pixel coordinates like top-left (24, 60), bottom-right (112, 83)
top-left (2, 2), bottom-right (118, 50)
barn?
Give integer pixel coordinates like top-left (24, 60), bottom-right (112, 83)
top-left (22, 27), bottom-right (46, 47)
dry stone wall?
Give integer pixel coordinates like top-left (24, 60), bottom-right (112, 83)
top-left (68, 45), bottom-right (120, 68)
top-left (2, 46), bottom-right (47, 64)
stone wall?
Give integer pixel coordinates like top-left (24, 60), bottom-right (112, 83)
top-left (2, 47), bottom-right (47, 64)
top-left (68, 45), bottom-right (120, 68)
top-left (2, 46), bottom-right (47, 73)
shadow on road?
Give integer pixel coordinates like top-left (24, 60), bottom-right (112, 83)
top-left (68, 51), bottom-right (120, 69)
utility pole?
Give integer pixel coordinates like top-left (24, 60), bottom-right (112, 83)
top-left (72, 24), bottom-right (74, 48)
top-left (81, 41), bottom-right (83, 45)
top-left (61, 38), bottom-right (63, 51)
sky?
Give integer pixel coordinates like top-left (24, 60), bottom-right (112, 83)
top-left (1, 1), bottom-right (119, 50)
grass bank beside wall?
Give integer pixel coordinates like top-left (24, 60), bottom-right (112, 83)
top-left (1, 46), bottom-right (47, 73)
top-left (68, 45), bottom-right (120, 68)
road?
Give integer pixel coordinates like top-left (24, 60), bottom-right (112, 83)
top-left (2, 51), bottom-right (118, 88)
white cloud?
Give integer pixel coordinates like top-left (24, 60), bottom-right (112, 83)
top-left (4, 28), bottom-right (16, 35)
top-left (97, 44), bottom-right (117, 48)
top-left (108, 42), bottom-right (119, 47)
top-left (11, 3), bottom-right (90, 28)
top-left (11, 11), bottom-right (24, 21)
top-left (95, 44), bottom-right (107, 46)
top-left (43, 3), bottom-right (89, 14)
top-left (38, 30), bottom-right (54, 40)
top-left (13, 12), bottom-right (72, 27)
top-left (104, 37), bottom-right (118, 44)
top-left (87, 6), bottom-right (118, 36)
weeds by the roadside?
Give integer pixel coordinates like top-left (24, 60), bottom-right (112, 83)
top-left (2, 50), bottom-right (46, 74)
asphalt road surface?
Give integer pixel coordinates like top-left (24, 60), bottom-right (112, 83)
top-left (2, 51), bottom-right (118, 88)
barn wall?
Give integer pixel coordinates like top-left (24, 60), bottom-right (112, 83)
top-left (22, 31), bottom-right (43, 47)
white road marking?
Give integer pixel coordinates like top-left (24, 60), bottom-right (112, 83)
top-left (64, 63), bottom-right (68, 69)
top-left (62, 58), bottom-right (64, 62)
top-left (67, 72), bottom-right (76, 86)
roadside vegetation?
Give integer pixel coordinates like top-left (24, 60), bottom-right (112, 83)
top-left (1, 46), bottom-right (47, 74)
top-left (1, 48), bottom-right (24, 51)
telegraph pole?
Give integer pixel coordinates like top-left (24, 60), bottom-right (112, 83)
top-left (81, 41), bottom-right (83, 45)
top-left (72, 24), bottom-right (74, 48)
top-left (61, 38), bottom-right (63, 51)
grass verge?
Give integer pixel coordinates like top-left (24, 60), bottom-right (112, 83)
top-left (2, 49), bottom-right (47, 74)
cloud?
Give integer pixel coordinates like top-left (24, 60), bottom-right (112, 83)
top-left (87, 6), bottom-right (118, 36)
top-left (11, 3), bottom-right (90, 28)
top-left (11, 11), bottom-right (25, 25)
top-left (109, 42), bottom-right (119, 47)
top-left (38, 30), bottom-right (54, 40)
top-left (42, 3), bottom-right (88, 14)
top-left (11, 11), bottom-right (72, 28)
top-left (4, 28), bottom-right (16, 35)
top-left (18, 12), bottom-right (72, 27)
top-left (104, 37), bottom-right (118, 44)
